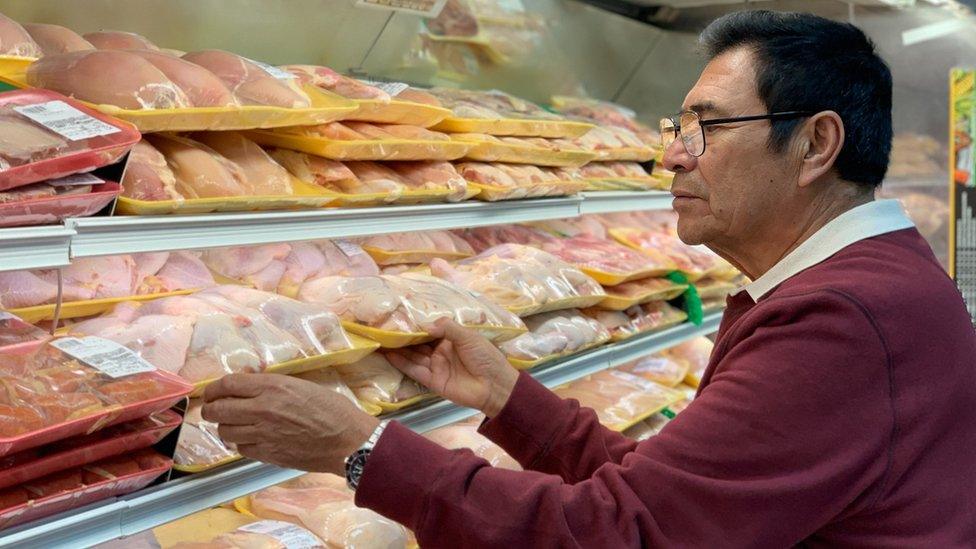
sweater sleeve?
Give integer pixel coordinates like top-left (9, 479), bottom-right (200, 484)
top-left (356, 290), bottom-right (894, 548)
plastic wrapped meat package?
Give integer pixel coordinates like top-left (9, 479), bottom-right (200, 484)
top-left (241, 472), bottom-right (410, 548)
top-left (297, 273), bottom-right (526, 344)
top-left (386, 161), bottom-right (470, 201)
top-left (616, 353), bottom-right (689, 388)
top-left (623, 413), bottom-right (671, 441)
top-left (456, 161), bottom-right (585, 200)
top-left (23, 23), bottom-right (94, 56)
top-left (0, 173), bottom-right (120, 228)
top-left (537, 234), bottom-right (675, 284)
top-left (284, 65), bottom-right (390, 101)
top-left (200, 239), bottom-right (379, 298)
top-left (529, 216), bottom-right (609, 240)
top-left (609, 227), bottom-right (722, 281)
top-left (551, 95), bottom-right (660, 147)
top-left (174, 400), bottom-right (240, 472)
top-left (181, 50), bottom-right (311, 108)
top-left (0, 89), bottom-right (140, 192)
top-left (499, 309), bottom-right (609, 366)
top-left (0, 448), bottom-right (171, 531)
top-left (452, 133), bottom-right (595, 167)
top-left (0, 410), bottom-right (180, 490)
top-left (694, 277), bottom-right (738, 300)
top-left (425, 416), bottom-right (520, 470)
top-left (84, 29), bottom-right (159, 51)
top-left (427, 88), bottom-right (592, 138)
top-left (664, 336), bottom-right (714, 388)
top-left (428, 244), bottom-right (605, 316)
top-left (583, 301), bottom-right (689, 341)
top-left (332, 352), bottom-right (431, 411)
top-left (554, 369), bottom-right (683, 430)
top-left (355, 230), bottom-right (474, 265)
top-left (0, 13), bottom-right (42, 58)
top-left (453, 224), bottom-right (557, 253)
top-left (154, 512), bottom-right (330, 548)
top-left (0, 252), bottom-right (216, 315)
top-left (599, 277), bottom-right (689, 310)
top-left (0, 313), bottom-right (49, 355)
top-left (68, 286), bottom-right (355, 386)
top-left (0, 340), bottom-right (191, 456)
top-left (267, 148), bottom-right (402, 201)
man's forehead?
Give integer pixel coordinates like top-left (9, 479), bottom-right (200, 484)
top-left (681, 47), bottom-right (762, 116)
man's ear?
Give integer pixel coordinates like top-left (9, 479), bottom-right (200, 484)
top-left (797, 111), bottom-right (845, 188)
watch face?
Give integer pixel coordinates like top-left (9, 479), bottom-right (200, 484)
top-left (346, 449), bottom-right (370, 489)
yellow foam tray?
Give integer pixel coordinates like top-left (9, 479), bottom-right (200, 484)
top-left (433, 117), bottom-right (594, 139)
top-left (348, 98), bottom-right (452, 128)
top-left (375, 392), bottom-right (439, 414)
top-left (607, 228), bottom-right (708, 281)
top-left (6, 289), bottom-right (198, 323)
top-left (507, 338), bottom-right (608, 370)
top-left (598, 282), bottom-right (689, 311)
top-left (455, 138), bottom-right (596, 167)
top-left (151, 508), bottom-right (254, 548)
top-left (609, 313), bottom-right (689, 342)
top-left (362, 246), bottom-right (473, 266)
top-left (115, 177), bottom-right (337, 215)
top-left (608, 389), bottom-right (684, 432)
top-left (469, 180), bottom-right (586, 202)
top-left (505, 294), bottom-right (607, 318)
top-left (172, 454), bottom-right (243, 475)
top-left (188, 334), bottom-right (379, 397)
top-left (596, 147), bottom-right (657, 163)
top-left (341, 321), bottom-right (526, 349)
top-left (245, 130), bottom-right (473, 161)
top-left (580, 265), bottom-right (671, 287)
top-left (0, 64), bottom-right (359, 132)
top-left (584, 177), bottom-right (667, 192)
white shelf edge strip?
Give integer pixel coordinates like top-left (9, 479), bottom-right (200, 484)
top-left (0, 226), bottom-right (75, 273)
top-left (579, 191), bottom-right (673, 215)
top-left (0, 312), bottom-right (721, 548)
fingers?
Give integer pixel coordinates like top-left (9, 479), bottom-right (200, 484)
top-left (200, 397), bottom-right (262, 425)
top-left (217, 424), bottom-right (263, 445)
top-left (429, 318), bottom-right (479, 344)
top-left (386, 351), bottom-right (433, 387)
top-left (203, 373), bottom-right (274, 403)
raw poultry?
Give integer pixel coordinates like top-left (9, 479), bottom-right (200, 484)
top-left (181, 50), bottom-right (311, 108)
top-left (554, 369), bottom-right (682, 429)
top-left (664, 336), bottom-right (714, 387)
top-left (0, 13), bottom-right (41, 58)
top-left (284, 64), bottom-right (390, 101)
top-left (190, 132), bottom-right (293, 195)
top-left (616, 353), bottom-right (690, 387)
top-left (23, 23), bottom-right (93, 55)
top-left (498, 309), bottom-right (609, 360)
top-left (610, 227), bottom-right (722, 278)
top-left (387, 161), bottom-right (469, 201)
top-left (0, 107), bottom-right (70, 170)
top-left (427, 87), bottom-right (562, 120)
top-left (267, 148), bottom-right (400, 197)
top-left (0, 181), bottom-right (92, 203)
top-left (582, 301), bottom-right (688, 340)
top-left (332, 352), bottom-right (429, 407)
top-left (428, 244), bottom-right (605, 315)
top-left (453, 224), bottom-right (557, 252)
top-left (120, 140), bottom-right (182, 202)
top-left (356, 230), bottom-right (474, 264)
top-left (538, 234), bottom-right (673, 279)
top-left (174, 400), bottom-right (239, 470)
top-left (128, 51), bottom-right (239, 107)
top-left (83, 30), bottom-right (159, 50)
top-left (424, 418), bottom-right (521, 470)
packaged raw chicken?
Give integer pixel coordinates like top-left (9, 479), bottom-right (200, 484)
top-left (144, 133), bottom-right (248, 199)
top-left (499, 309), bottom-right (609, 366)
top-left (23, 23), bottom-right (94, 55)
top-left (694, 277), bottom-right (738, 300)
top-left (453, 224), bottom-right (556, 252)
top-left (598, 276), bottom-right (689, 310)
top-left (333, 352), bottom-right (431, 411)
top-left (387, 161), bottom-right (470, 201)
top-left (174, 400), bottom-right (239, 472)
top-left (537, 234), bottom-right (676, 284)
top-left (189, 132), bottom-right (294, 195)
top-left (0, 89), bottom-right (140, 191)
top-left (623, 413), bottom-right (672, 441)
top-left (267, 148), bottom-right (403, 200)
top-left (0, 13), bottom-right (42, 58)
top-left (200, 239), bottom-right (378, 298)
top-left (242, 473), bottom-right (409, 548)
top-left (554, 369), bottom-right (683, 430)
top-left (425, 417), bottom-right (520, 470)
top-left (120, 139), bottom-right (182, 202)
top-left (616, 353), bottom-right (689, 388)
top-left (167, 517), bottom-right (328, 548)
top-left (0, 174), bottom-right (120, 228)
top-left (609, 227), bottom-right (721, 281)
top-left (284, 65), bottom-right (391, 101)
top-left (27, 50), bottom-right (192, 110)
top-left (582, 301), bottom-right (689, 341)
top-left (429, 88), bottom-right (593, 139)
top-left (181, 50), bottom-right (311, 108)
top-left (83, 30), bottom-right (159, 51)
top-left (0, 340), bottom-right (190, 457)
top-left (454, 132), bottom-right (595, 167)
top-left (129, 51), bottom-right (239, 108)
top-left (664, 336), bottom-right (713, 388)
top-left (529, 216), bottom-right (608, 240)
top-left (357, 230), bottom-right (474, 265)
top-left (0, 448), bottom-right (171, 531)
top-left (428, 244), bottom-right (605, 316)
top-left (0, 410), bottom-right (180, 490)
top-left (298, 274), bottom-right (525, 345)
top-left (551, 95), bottom-right (660, 147)
top-left (69, 286), bottom-right (355, 385)
top-left (456, 161), bottom-right (585, 200)
top-left (0, 313), bottom-right (48, 355)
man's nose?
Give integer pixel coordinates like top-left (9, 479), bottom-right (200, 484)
top-left (662, 137), bottom-right (697, 173)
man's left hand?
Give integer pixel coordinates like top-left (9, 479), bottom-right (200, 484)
top-left (201, 373), bottom-right (380, 474)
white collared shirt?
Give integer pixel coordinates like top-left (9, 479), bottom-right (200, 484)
top-left (738, 199), bottom-right (916, 301)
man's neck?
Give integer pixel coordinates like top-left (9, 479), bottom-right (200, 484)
top-left (713, 185), bottom-right (873, 280)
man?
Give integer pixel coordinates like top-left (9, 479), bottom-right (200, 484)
top-left (202, 10), bottom-right (976, 547)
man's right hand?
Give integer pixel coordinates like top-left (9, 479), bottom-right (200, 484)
top-left (386, 318), bottom-right (518, 418)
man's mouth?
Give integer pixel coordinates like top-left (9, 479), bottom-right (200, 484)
top-left (670, 187), bottom-right (700, 200)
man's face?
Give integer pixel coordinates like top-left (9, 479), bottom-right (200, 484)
top-left (664, 47), bottom-right (803, 250)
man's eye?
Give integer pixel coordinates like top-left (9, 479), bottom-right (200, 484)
top-left (704, 125), bottom-right (720, 134)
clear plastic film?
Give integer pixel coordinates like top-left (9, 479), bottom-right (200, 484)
top-left (537, 235), bottom-right (675, 284)
top-left (297, 274), bottom-right (526, 343)
top-left (455, 161), bottom-right (585, 201)
top-left (553, 369), bottom-right (683, 431)
top-left (582, 301), bottom-right (689, 341)
top-left (0, 341), bottom-right (190, 456)
top-left (0, 313), bottom-right (49, 355)
top-left (427, 88), bottom-right (593, 139)
top-left (296, 368), bottom-right (372, 413)
top-left (174, 400), bottom-right (240, 472)
top-left (356, 230), bottom-right (475, 265)
top-left (200, 239), bottom-right (379, 298)
top-left (424, 416), bottom-right (521, 470)
top-left (386, 161), bottom-right (471, 202)
top-left (499, 309), bottom-right (609, 365)
top-left (427, 244), bottom-right (605, 316)
top-left (0, 14), bottom-right (42, 59)
top-left (267, 147), bottom-right (404, 203)
top-left (572, 126), bottom-right (655, 162)
top-left (0, 90), bottom-right (139, 192)
top-left (0, 178), bottom-right (119, 229)
top-left (623, 413), bottom-right (671, 441)
top-left (333, 352), bottom-right (430, 411)
top-left (452, 133), bottom-right (595, 167)
top-left (664, 336), bottom-right (714, 388)
top-left (609, 227), bottom-right (722, 281)
top-left (454, 224), bottom-right (558, 252)
top-left (578, 161), bottom-right (662, 191)
top-left (598, 277), bottom-right (689, 311)
top-left (550, 95), bottom-right (661, 148)
top-left (243, 472), bottom-right (410, 548)
top-left (693, 277), bottom-right (738, 300)
top-left (616, 353), bottom-right (689, 388)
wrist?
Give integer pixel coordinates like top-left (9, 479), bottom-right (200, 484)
top-left (483, 367), bottom-right (519, 418)
top-left (345, 419), bottom-right (387, 490)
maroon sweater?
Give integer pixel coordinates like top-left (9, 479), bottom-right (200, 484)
top-left (357, 228), bottom-right (976, 547)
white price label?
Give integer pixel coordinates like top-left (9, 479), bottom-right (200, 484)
top-left (632, 357), bottom-right (671, 374)
top-left (46, 173), bottom-right (104, 187)
top-left (14, 100), bottom-right (122, 141)
top-left (247, 58), bottom-right (297, 81)
top-left (334, 239), bottom-right (363, 258)
top-left (358, 79), bottom-right (410, 97)
top-left (237, 521), bottom-right (323, 548)
top-left (609, 370), bottom-right (659, 391)
top-left (51, 336), bottom-right (156, 378)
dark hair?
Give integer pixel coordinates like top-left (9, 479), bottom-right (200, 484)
top-left (700, 10), bottom-right (892, 188)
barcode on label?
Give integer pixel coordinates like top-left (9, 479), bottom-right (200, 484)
top-left (358, 79), bottom-right (410, 97)
top-left (51, 336), bottom-right (156, 378)
top-left (14, 100), bottom-right (122, 141)
top-left (237, 520), bottom-right (323, 548)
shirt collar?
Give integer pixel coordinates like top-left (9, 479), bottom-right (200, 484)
top-left (737, 199), bottom-right (915, 301)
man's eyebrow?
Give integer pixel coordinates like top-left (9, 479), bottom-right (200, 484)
top-left (685, 101), bottom-right (728, 118)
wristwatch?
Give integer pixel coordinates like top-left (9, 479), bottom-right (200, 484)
top-left (345, 420), bottom-right (388, 491)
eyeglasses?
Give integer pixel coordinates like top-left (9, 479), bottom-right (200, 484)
top-left (660, 110), bottom-right (814, 157)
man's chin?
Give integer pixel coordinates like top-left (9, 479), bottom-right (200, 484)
top-left (675, 218), bottom-right (707, 245)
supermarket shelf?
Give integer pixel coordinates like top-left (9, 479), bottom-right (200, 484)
top-left (66, 198), bottom-right (583, 257)
top-left (0, 226), bottom-right (75, 273)
top-left (0, 312), bottom-right (721, 548)
top-left (579, 190), bottom-right (673, 215)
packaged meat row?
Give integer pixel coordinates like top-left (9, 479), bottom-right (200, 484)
top-left (67, 286), bottom-right (373, 390)
top-left (428, 244), bottom-right (606, 316)
top-left (572, 125), bottom-right (656, 162)
top-left (553, 368), bottom-right (684, 431)
top-left (598, 277), bottom-right (689, 311)
top-left (582, 301), bottom-right (689, 341)
top-left (665, 336), bottom-right (714, 388)
top-left (450, 132), bottom-right (596, 167)
top-left (423, 88), bottom-right (593, 138)
top-left (0, 312), bottom-right (48, 354)
top-left (499, 309), bottom-right (610, 367)
top-left (0, 252), bottom-right (216, 319)
top-left (0, 173), bottom-right (120, 228)
top-left (550, 95), bottom-right (661, 149)
top-left (356, 230), bottom-right (475, 265)
top-left (577, 161), bottom-right (665, 191)
top-left (456, 161), bottom-right (587, 200)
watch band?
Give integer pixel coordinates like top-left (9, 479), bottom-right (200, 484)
top-left (345, 420), bottom-right (388, 491)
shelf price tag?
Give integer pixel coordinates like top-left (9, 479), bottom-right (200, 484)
top-left (51, 336), bottom-right (156, 378)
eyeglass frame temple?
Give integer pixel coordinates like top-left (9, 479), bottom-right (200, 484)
top-left (664, 110), bottom-right (815, 157)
